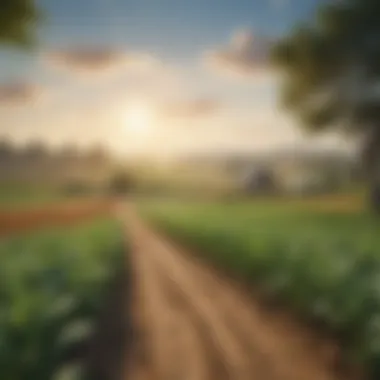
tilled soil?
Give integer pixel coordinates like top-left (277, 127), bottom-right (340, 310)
top-left (124, 206), bottom-right (360, 380)
top-left (0, 199), bottom-right (115, 236)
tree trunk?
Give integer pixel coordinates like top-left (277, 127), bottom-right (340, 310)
top-left (368, 180), bottom-right (380, 215)
top-left (362, 128), bottom-right (380, 214)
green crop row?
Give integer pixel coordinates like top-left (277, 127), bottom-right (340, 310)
top-left (140, 199), bottom-right (380, 378)
top-left (0, 219), bottom-right (125, 380)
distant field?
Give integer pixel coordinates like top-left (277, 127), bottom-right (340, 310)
top-left (140, 194), bottom-right (380, 375)
top-left (0, 184), bottom-right (68, 209)
top-left (0, 182), bottom-right (112, 211)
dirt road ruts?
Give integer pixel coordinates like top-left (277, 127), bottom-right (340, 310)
top-left (124, 205), bottom-right (360, 380)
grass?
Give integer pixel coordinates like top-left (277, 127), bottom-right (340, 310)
top-left (0, 218), bottom-right (125, 380)
top-left (139, 194), bottom-right (380, 377)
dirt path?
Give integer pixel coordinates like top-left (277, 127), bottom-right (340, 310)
top-left (123, 205), bottom-right (359, 380)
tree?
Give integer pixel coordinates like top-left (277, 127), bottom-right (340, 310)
top-left (108, 171), bottom-right (133, 196)
top-left (23, 140), bottom-right (49, 161)
top-left (0, 138), bottom-right (14, 160)
top-left (86, 145), bottom-right (109, 165)
top-left (245, 168), bottom-right (278, 196)
top-left (58, 144), bottom-right (79, 162)
top-left (0, 0), bottom-right (39, 48)
top-left (271, 0), bottom-right (380, 212)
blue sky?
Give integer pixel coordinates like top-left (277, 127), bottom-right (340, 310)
top-left (0, 0), bottom-right (345, 158)
top-left (38, 0), bottom-right (320, 57)
top-left (2, 0), bottom-right (321, 77)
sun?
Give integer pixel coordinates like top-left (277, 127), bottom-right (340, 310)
top-left (123, 102), bottom-right (154, 134)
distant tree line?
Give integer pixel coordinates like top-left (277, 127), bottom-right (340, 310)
top-left (0, 139), bottom-right (118, 185)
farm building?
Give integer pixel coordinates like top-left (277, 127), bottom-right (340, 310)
top-left (241, 168), bottom-right (279, 195)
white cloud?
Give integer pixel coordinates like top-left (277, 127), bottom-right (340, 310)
top-left (0, 82), bottom-right (44, 106)
top-left (42, 46), bottom-right (158, 80)
top-left (160, 98), bottom-right (221, 119)
top-left (203, 29), bottom-right (274, 79)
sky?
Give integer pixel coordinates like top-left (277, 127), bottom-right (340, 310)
top-left (0, 0), bottom-right (349, 159)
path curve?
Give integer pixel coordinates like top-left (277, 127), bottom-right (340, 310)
top-left (124, 205), bottom-right (359, 380)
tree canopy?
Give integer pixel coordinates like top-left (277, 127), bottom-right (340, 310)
top-left (272, 0), bottom-right (380, 210)
top-left (272, 0), bottom-right (380, 141)
top-left (0, 0), bottom-right (39, 48)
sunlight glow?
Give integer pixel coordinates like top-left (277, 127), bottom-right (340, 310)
top-left (123, 102), bottom-right (154, 134)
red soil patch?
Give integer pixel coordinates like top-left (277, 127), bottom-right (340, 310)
top-left (0, 199), bottom-right (116, 236)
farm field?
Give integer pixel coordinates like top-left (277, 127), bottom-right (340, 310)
top-left (0, 184), bottom-right (69, 209)
top-left (0, 199), bottom-right (117, 236)
top-left (139, 194), bottom-right (380, 377)
top-left (0, 217), bottom-right (127, 380)
top-left (0, 182), bottom-right (115, 211)
top-left (3, 193), bottom-right (379, 379)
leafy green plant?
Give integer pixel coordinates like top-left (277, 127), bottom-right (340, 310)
top-left (0, 219), bottom-right (124, 380)
top-left (140, 198), bottom-right (380, 376)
